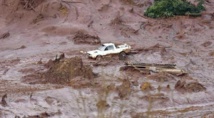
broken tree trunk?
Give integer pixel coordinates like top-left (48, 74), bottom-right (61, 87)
top-left (123, 62), bottom-right (186, 75)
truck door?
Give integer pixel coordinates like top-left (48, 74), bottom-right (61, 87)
top-left (104, 45), bottom-right (115, 55)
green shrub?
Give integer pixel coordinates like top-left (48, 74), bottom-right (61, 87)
top-left (144, 0), bottom-right (205, 18)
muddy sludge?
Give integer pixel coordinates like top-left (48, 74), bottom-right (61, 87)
top-left (19, 0), bottom-right (44, 10)
top-left (0, 32), bottom-right (10, 39)
top-left (23, 57), bottom-right (96, 88)
top-left (146, 73), bottom-right (175, 82)
top-left (72, 31), bottom-right (101, 45)
top-left (174, 76), bottom-right (206, 93)
top-left (116, 79), bottom-right (132, 99)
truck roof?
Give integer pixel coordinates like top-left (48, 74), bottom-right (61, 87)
top-left (102, 43), bottom-right (114, 46)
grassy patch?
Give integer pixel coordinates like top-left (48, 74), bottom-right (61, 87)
top-left (144, 0), bottom-right (205, 18)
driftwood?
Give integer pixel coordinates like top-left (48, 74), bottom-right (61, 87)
top-left (126, 63), bottom-right (176, 68)
top-left (0, 32), bottom-right (10, 39)
top-left (123, 62), bottom-right (186, 75)
top-left (1, 94), bottom-right (8, 107)
top-left (20, 0), bottom-right (43, 11)
top-left (53, 53), bottom-right (65, 63)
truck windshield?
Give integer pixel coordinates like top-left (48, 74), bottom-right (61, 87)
top-left (98, 45), bottom-right (105, 51)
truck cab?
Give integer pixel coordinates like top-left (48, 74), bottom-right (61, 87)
top-left (87, 43), bottom-right (131, 59)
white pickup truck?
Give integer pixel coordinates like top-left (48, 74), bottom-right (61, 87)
top-left (87, 43), bottom-right (131, 60)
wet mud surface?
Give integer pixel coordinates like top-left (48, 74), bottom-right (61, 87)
top-left (0, 0), bottom-right (214, 117)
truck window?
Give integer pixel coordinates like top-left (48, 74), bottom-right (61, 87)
top-left (99, 46), bottom-right (106, 51)
top-left (104, 47), bottom-right (108, 51)
top-left (106, 45), bottom-right (114, 50)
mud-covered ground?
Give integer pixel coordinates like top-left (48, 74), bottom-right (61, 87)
top-left (0, 0), bottom-right (214, 117)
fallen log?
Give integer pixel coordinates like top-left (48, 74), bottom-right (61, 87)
top-left (122, 62), bottom-right (186, 75)
top-left (125, 62), bottom-right (176, 69)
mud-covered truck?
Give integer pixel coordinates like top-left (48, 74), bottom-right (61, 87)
top-left (86, 43), bottom-right (131, 60)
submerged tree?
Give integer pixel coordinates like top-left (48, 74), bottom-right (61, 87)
top-left (144, 0), bottom-right (205, 18)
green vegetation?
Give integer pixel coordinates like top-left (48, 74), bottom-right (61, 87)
top-left (144, 0), bottom-right (205, 18)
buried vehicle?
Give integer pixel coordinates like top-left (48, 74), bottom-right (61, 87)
top-left (86, 43), bottom-right (131, 60)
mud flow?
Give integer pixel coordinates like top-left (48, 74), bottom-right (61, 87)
top-left (73, 31), bottom-right (101, 45)
top-left (0, 0), bottom-right (214, 117)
